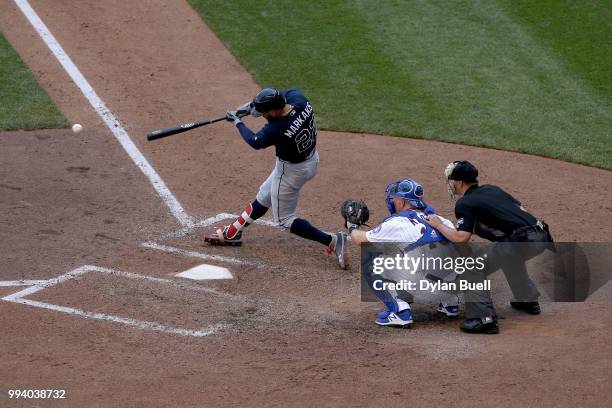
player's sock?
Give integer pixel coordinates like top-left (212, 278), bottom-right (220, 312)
top-left (225, 200), bottom-right (268, 239)
top-left (384, 300), bottom-right (411, 313)
top-left (396, 300), bottom-right (411, 313)
top-left (289, 218), bottom-right (333, 246)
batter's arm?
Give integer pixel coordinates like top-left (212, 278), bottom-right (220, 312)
top-left (236, 123), bottom-right (273, 150)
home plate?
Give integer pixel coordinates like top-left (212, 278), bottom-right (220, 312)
top-left (175, 264), bottom-right (233, 280)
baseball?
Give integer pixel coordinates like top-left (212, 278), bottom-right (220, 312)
top-left (72, 123), bottom-right (83, 133)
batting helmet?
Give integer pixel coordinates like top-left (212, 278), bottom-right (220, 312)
top-left (385, 179), bottom-right (427, 214)
top-left (251, 88), bottom-right (286, 116)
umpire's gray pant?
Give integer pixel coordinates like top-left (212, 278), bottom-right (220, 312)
top-left (464, 236), bottom-right (550, 319)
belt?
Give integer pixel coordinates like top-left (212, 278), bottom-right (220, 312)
top-left (277, 149), bottom-right (316, 164)
top-left (515, 221), bottom-right (545, 234)
top-left (509, 220), bottom-right (550, 242)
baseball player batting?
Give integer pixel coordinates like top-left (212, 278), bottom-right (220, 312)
top-left (204, 87), bottom-right (347, 269)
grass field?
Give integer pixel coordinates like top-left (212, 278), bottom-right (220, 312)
top-left (189, 0), bottom-right (611, 169)
top-left (0, 33), bottom-right (67, 130)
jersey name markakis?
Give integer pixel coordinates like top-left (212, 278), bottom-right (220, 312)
top-left (283, 102), bottom-right (314, 138)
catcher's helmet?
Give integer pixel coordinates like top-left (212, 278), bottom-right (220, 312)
top-left (385, 179), bottom-right (427, 214)
top-left (251, 88), bottom-right (286, 116)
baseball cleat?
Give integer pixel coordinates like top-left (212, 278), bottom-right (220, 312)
top-left (437, 302), bottom-right (460, 317)
top-left (327, 232), bottom-right (347, 270)
top-left (375, 309), bottom-right (413, 327)
top-left (460, 316), bottom-right (499, 334)
top-left (376, 310), bottom-right (392, 319)
top-left (510, 301), bottom-right (541, 315)
top-left (204, 226), bottom-right (243, 246)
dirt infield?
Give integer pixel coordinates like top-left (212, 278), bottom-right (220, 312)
top-left (0, 1), bottom-right (610, 407)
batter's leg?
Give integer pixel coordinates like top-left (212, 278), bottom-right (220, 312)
top-left (204, 170), bottom-right (272, 245)
top-left (270, 159), bottom-right (331, 246)
top-left (222, 168), bottom-right (275, 239)
top-left (270, 156), bottom-right (347, 269)
top-left (255, 169), bottom-right (274, 209)
top-left (224, 199), bottom-right (269, 239)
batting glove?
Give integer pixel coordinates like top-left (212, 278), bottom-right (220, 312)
top-left (234, 101), bottom-right (252, 118)
top-left (226, 110), bottom-right (242, 125)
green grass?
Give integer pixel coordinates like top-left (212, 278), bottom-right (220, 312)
top-left (188, 0), bottom-right (611, 169)
top-left (0, 32), bottom-right (68, 130)
top-left (500, 0), bottom-right (611, 102)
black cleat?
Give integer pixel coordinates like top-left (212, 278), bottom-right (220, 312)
top-left (510, 301), bottom-right (541, 315)
top-left (460, 316), bottom-right (499, 334)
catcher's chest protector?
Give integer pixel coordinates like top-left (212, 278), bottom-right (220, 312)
top-left (386, 210), bottom-right (447, 251)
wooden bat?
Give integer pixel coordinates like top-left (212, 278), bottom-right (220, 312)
top-left (146, 115), bottom-right (226, 141)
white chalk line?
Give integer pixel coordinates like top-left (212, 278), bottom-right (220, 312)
top-left (1, 265), bottom-right (236, 337)
top-left (0, 280), bottom-right (47, 287)
top-left (101, 266), bottom-right (242, 300)
top-left (163, 213), bottom-right (278, 239)
top-left (141, 242), bottom-right (260, 267)
top-left (144, 212), bottom-right (280, 269)
top-left (14, 0), bottom-right (193, 227)
top-left (2, 266), bottom-right (91, 301)
top-left (162, 213), bottom-right (235, 238)
top-left (10, 298), bottom-right (225, 337)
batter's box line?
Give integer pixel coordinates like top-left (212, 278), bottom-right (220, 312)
top-left (141, 241), bottom-right (268, 268)
top-left (1, 265), bottom-right (240, 337)
top-left (141, 241), bottom-right (253, 266)
top-left (161, 213), bottom-right (279, 239)
top-left (0, 279), bottom-right (48, 287)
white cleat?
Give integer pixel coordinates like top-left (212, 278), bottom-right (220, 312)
top-left (375, 309), bottom-right (414, 327)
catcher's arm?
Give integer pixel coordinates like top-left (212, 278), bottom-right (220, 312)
top-left (349, 229), bottom-right (369, 244)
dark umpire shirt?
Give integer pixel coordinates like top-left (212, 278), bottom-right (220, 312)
top-left (455, 184), bottom-right (538, 241)
top-left (236, 87), bottom-right (316, 163)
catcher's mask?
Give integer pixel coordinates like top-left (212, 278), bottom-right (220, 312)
top-left (444, 161), bottom-right (478, 199)
top-left (385, 179), bottom-right (427, 214)
top-left (250, 88), bottom-right (286, 117)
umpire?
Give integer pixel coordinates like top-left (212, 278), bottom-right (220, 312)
top-left (427, 161), bottom-right (553, 334)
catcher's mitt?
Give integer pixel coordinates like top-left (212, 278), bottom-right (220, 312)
top-left (340, 199), bottom-right (370, 226)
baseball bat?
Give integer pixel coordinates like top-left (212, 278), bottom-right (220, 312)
top-left (146, 115), bottom-right (226, 141)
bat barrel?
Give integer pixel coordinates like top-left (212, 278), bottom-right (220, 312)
top-left (145, 116), bottom-right (226, 142)
top-left (146, 129), bottom-right (169, 141)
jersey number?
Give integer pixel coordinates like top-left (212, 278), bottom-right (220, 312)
top-left (294, 118), bottom-right (316, 153)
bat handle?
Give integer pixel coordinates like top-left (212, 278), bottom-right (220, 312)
top-left (211, 116), bottom-right (227, 124)
top-left (145, 115), bottom-right (227, 142)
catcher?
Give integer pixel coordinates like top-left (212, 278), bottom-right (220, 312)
top-left (341, 179), bottom-right (459, 327)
